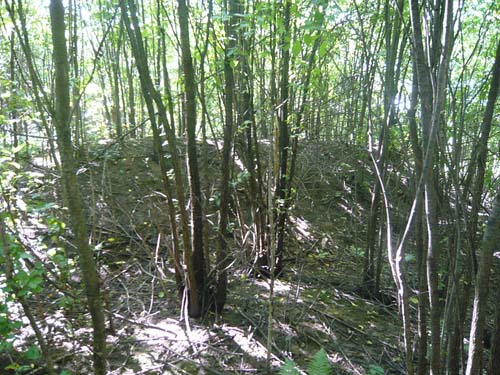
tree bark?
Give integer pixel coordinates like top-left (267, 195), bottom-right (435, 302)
top-left (466, 190), bottom-right (500, 375)
top-left (49, 1), bottom-right (107, 373)
top-left (120, 0), bottom-right (189, 302)
top-left (465, 37), bottom-right (500, 375)
top-left (177, 0), bottom-right (206, 317)
top-left (216, 0), bottom-right (238, 312)
top-left (409, 1), bottom-right (454, 373)
top-left (274, 0), bottom-right (291, 276)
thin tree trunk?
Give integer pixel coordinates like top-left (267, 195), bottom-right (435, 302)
top-left (215, 0), bottom-right (238, 312)
top-left (120, 0), bottom-right (191, 304)
top-left (177, 0), bottom-right (206, 317)
top-left (236, 0), bottom-right (266, 270)
top-left (466, 190), bottom-right (500, 375)
top-left (407, 59), bottom-right (427, 375)
top-left (409, 1), bottom-right (454, 373)
top-left (49, 2), bottom-right (107, 373)
top-left (465, 37), bottom-right (500, 375)
top-left (274, 0), bottom-right (291, 276)
top-left (364, 0), bottom-right (404, 296)
top-left (489, 281), bottom-right (500, 374)
top-left (9, 31), bottom-right (19, 158)
top-left (123, 39), bottom-right (137, 138)
top-left (5, 0), bottom-right (60, 169)
top-left (69, 0), bottom-right (83, 154)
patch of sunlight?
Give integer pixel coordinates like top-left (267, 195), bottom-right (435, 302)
top-left (252, 279), bottom-right (293, 295)
top-left (31, 156), bottom-right (56, 168)
top-left (338, 202), bottom-right (354, 215)
top-left (206, 138), bottom-right (247, 173)
top-left (276, 322), bottom-right (298, 338)
top-left (135, 318), bottom-right (209, 353)
top-left (221, 325), bottom-right (268, 360)
top-left (132, 351), bottom-right (156, 373)
top-left (233, 152), bottom-right (246, 172)
top-left (98, 139), bottom-right (113, 145)
top-left (289, 216), bottom-right (313, 240)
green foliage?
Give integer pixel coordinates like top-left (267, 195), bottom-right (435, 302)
top-left (5, 362), bottom-right (34, 373)
top-left (308, 349), bottom-right (333, 375)
top-left (279, 349), bottom-right (333, 375)
top-left (279, 351), bottom-right (381, 375)
top-left (0, 303), bottom-right (22, 351)
top-left (24, 345), bottom-right (41, 361)
top-left (0, 141), bottom-right (67, 366)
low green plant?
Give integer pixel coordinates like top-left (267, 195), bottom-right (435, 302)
top-left (279, 348), bottom-right (333, 375)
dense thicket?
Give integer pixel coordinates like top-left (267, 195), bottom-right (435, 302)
top-left (0, 1), bottom-right (499, 374)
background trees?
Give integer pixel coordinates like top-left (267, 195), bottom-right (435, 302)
top-left (0, 0), bottom-right (499, 373)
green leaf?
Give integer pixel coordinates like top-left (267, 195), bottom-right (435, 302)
top-left (25, 345), bottom-right (41, 360)
top-left (308, 348), bottom-right (332, 375)
top-left (304, 34), bottom-right (315, 46)
top-left (27, 276), bottom-right (43, 290)
top-left (5, 363), bottom-right (20, 371)
top-left (319, 43), bottom-right (328, 58)
top-left (279, 359), bottom-right (300, 375)
top-left (292, 39), bottom-right (302, 58)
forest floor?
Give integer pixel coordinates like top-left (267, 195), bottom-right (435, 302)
top-left (4, 139), bottom-right (408, 374)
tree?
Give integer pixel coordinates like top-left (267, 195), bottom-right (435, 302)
top-left (177, 0), bottom-right (206, 317)
top-left (1, 1), bottom-right (500, 373)
top-left (120, 0), bottom-right (204, 317)
top-left (49, 1), bottom-right (107, 373)
top-left (215, 0), bottom-right (237, 312)
top-left (273, 0), bottom-right (292, 276)
top-left (408, 0), bottom-right (455, 373)
top-left (465, 36), bottom-right (500, 375)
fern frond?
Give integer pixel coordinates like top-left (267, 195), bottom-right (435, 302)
top-left (307, 348), bottom-right (333, 375)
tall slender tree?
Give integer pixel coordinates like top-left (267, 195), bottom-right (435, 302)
top-left (49, 1), bottom-right (107, 373)
top-left (215, 0), bottom-right (238, 312)
top-left (119, 0), bottom-right (199, 315)
top-left (465, 37), bottom-right (500, 375)
top-left (274, 0), bottom-right (292, 276)
top-left (409, 0), bottom-right (455, 373)
top-left (177, 0), bottom-right (206, 317)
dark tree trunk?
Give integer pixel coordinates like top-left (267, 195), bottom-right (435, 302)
top-left (120, 0), bottom-right (189, 303)
top-left (274, 0), bottom-right (291, 276)
top-left (177, 0), bottom-right (206, 317)
top-left (216, 0), bottom-right (238, 312)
